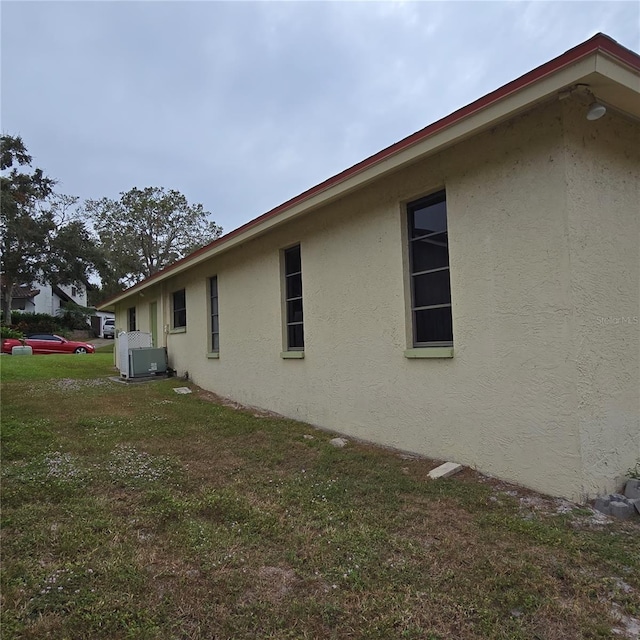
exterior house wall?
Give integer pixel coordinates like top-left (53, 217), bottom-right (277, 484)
top-left (562, 100), bottom-right (640, 496)
top-left (33, 283), bottom-right (55, 315)
top-left (11, 297), bottom-right (36, 312)
top-left (31, 282), bottom-right (88, 316)
top-left (111, 99), bottom-right (639, 501)
top-left (113, 284), bottom-right (165, 369)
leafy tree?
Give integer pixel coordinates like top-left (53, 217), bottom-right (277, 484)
top-left (1, 135), bottom-right (55, 324)
top-left (84, 186), bottom-right (222, 291)
top-left (0, 135), bottom-right (98, 324)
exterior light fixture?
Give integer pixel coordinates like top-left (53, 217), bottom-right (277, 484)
top-left (558, 83), bottom-right (607, 121)
top-left (586, 101), bottom-right (607, 120)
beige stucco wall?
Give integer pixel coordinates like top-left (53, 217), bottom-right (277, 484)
top-left (562, 99), bottom-right (640, 497)
top-left (113, 98), bottom-right (639, 502)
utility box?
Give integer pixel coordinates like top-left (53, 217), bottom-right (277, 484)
top-left (127, 347), bottom-right (167, 378)
top-left (11, 346), bottom-right (33, 356)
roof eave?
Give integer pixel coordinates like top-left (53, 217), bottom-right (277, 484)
top-left (98, 34), bottom-right (640, 311)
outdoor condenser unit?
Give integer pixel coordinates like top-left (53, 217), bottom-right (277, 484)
top-left (128, 347), bottom-right (168, 378)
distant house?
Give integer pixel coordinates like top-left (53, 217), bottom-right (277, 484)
top-left (100, 34), bottom-right (640, 502)
top-left (3, 280), bottom-right (88, 315)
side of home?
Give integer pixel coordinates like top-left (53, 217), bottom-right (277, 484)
top-left (4, 281), bottom-right (88, 314)
top-left (100, 35), bottom-right (640, 502)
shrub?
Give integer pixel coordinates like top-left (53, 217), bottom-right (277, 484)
top-left (10, 312), bottom-right (63, 335)
top-left (57, 303), bottom-right (93, 330)
top-left (1, 326), bottom-right (25, 341)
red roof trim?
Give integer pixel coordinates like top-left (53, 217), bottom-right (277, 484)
top-left (101, 33), bottom-right (639, 307)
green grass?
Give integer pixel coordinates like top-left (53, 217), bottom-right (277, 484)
top-left (0, 352), bottom-right (114, 381)
top-left (1, 356), bottom-right (639, 639)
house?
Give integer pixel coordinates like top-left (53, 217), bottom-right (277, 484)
top-left (99, 34), bottom-right (640, 502)
top-left (2, 279), bottom-right (88, 315)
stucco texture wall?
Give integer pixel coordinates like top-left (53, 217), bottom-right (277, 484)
top-left (119, 98), bottom-right (639, 502)
top-left (562, 99), bottom-right (640, 497)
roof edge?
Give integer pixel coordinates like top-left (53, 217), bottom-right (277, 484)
top-left (98, 32), bottom-right (639, 310)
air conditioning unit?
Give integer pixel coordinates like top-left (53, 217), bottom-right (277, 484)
top-left (127, 347), bottom-right (168, 378)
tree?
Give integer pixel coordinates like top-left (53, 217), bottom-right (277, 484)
top-left (84, 187), bottom-right (222, 292)
top-left (1, 135), bottom-right (55, 324)
top-left (0, 135), bottom-right (98, 324)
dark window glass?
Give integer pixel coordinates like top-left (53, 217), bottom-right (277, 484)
top-left (287, 324), bottom-right (304, 350)
top-left (411, 232), bottom-right (449, 272)
top-left (408, 190), bottom-right (453, 346)
top-left (414, 307), bottom-right (453, 344)
top-left (172, 290), bottom-right (186, 328)
top-left (411, 198), bottom-right (447, 238)
top-left (285, 245), bottom-right (301, 273)
top-left (128, 307), bottom-right (136, 331)
top-left (286, 274), bottom-right (303, 299)
top-left (209, 277), bottom-right (219, 352)
top-left (287, 298), bottom-right (304, 323)
top-left (284, 245), bottom-right (304, 350)
top-left (413, 269), bottom-right (451, 308)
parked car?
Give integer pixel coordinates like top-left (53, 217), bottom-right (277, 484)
top-left (102, 319), bottom-right (116, 339)
top-left (1, 334), bottom-right (96, 355)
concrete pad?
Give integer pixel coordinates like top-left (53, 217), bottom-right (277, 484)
top-left (428, 462), bottom-right (463, 480)
top-left (173, 387), bottom-right (192, 394)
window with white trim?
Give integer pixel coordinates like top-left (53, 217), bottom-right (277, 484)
top-left (128, 306), bottom-right (136, 332)
top-left (407, 190), bottom-right (453, 346)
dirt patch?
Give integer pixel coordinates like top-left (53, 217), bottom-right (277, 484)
top-left (196, 389), bottom-right (283, 418)
top-left (240, 565), bottom-right (299, 605)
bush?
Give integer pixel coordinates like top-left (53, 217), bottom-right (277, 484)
top-left (10, 312), bottom-right (64, 335)
top-left (1, 326), bottom-right (25, 341)
top-left (57, 303), bottom-right (93, 330)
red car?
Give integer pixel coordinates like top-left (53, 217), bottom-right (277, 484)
top-left (1, 334), bottom-right (96, 355)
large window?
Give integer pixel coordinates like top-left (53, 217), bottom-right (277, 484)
top-left (172, 289), bottom-right (186, 329)
top-left (209, 277), bottom-right (219, 352)
top-left (407, 191), bottom-right (453, 346)
top-left (128, 307), bottom-right (136, 332)
top-left (283, 245), bottom-right (304, 350)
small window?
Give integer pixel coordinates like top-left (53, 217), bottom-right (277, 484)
top-left (283, 244), bottom-right (304, 350)
top-left (71, 286), bottom-right (77, 297)
top-left (172, 289), bottom-right (186, 329)
top-left (407, 191), bottom-right (453, 346)
top-left (128, 307), bottom-right (136, 332)
top-left (209, 276), bottom-right (219, 352)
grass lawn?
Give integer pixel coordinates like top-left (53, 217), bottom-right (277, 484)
top-left (1, 355), bottom-right (639, 639)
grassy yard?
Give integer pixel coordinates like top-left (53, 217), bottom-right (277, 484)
top-left (1, 355), bottom-right (639, 639)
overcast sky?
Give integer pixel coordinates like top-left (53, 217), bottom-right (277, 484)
top-left (2, 1), bottom-right (638, 234)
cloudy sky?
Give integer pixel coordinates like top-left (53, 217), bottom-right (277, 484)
top-left (1, 1), bottom-right (638, 234)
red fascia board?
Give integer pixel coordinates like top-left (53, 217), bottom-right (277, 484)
top-left (100, 33), bottom-right (639, 308)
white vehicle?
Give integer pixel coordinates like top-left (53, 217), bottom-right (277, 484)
top-left (102, 319), bottom-right (116, 339)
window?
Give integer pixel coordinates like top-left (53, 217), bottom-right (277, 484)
top-left (128, 307), bottom-right (136, 332)
top-left (209, 277), bottom-right (219, 352)
top-left (71, 286), bottom-right (77, 297)
top-left (407, 190), bottom-right (453, 346)
top-left (172, 289), bottom-right (186, 329)
top-left (283, 245), bottom-right (304, 350)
